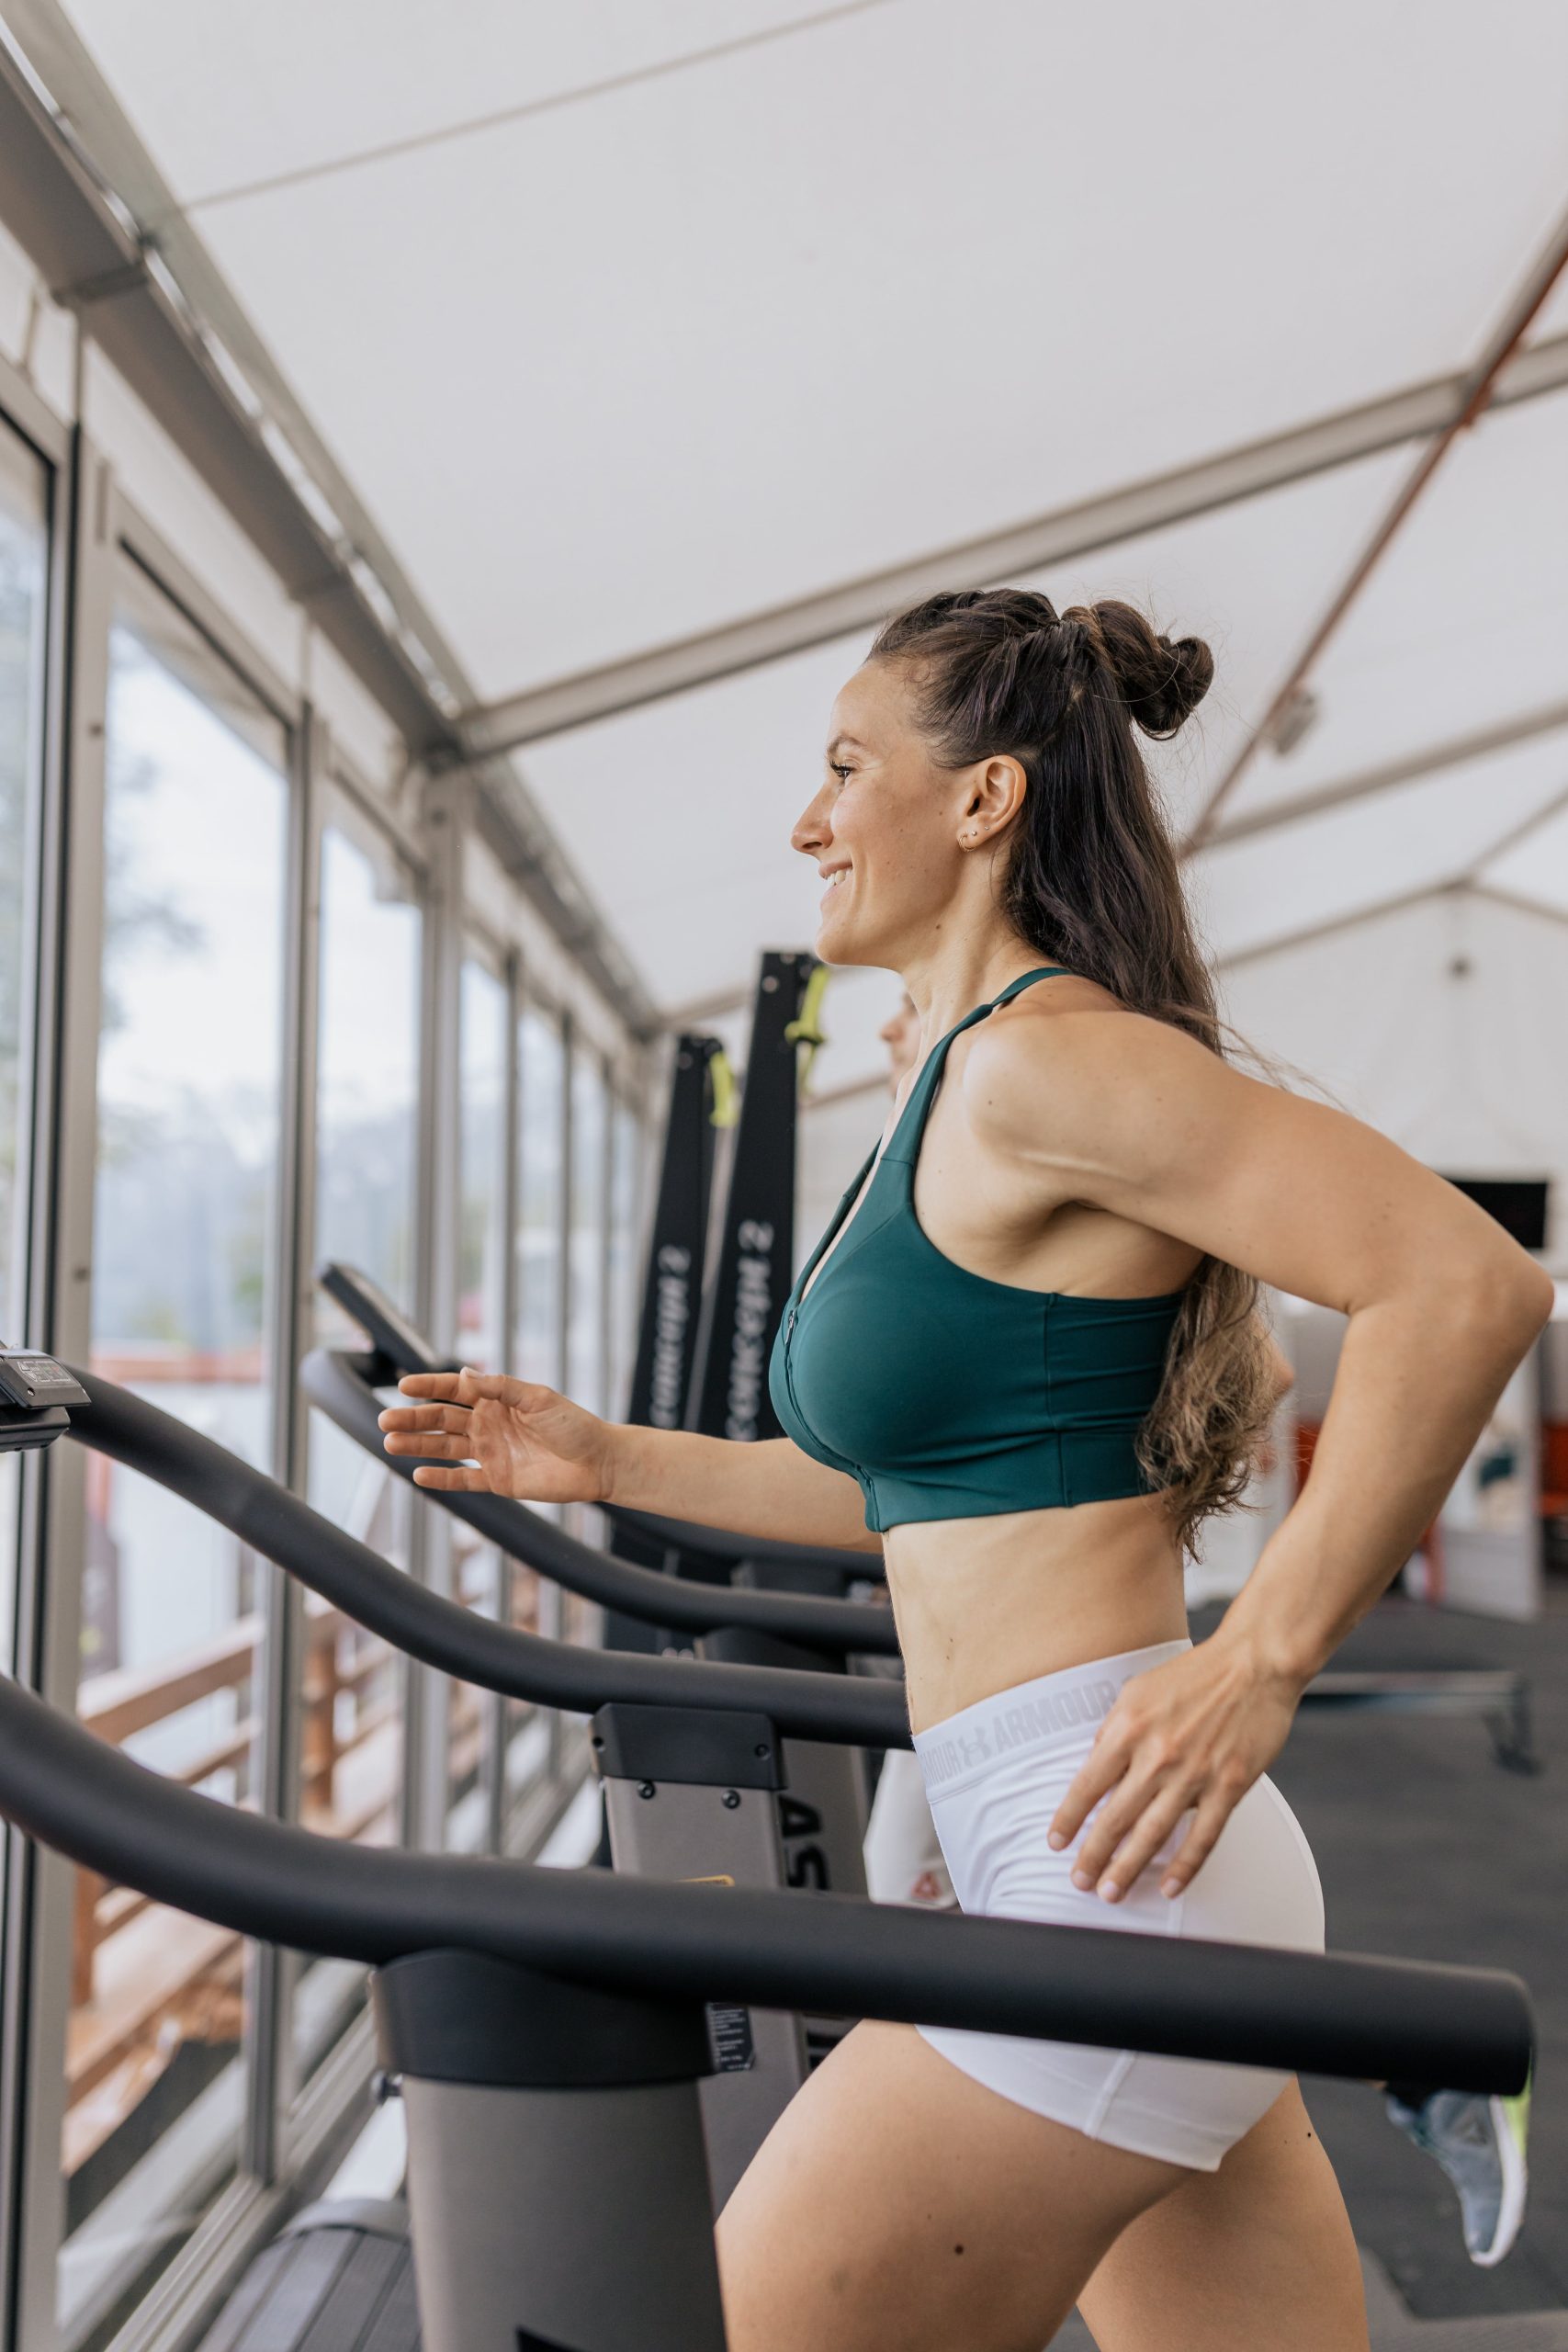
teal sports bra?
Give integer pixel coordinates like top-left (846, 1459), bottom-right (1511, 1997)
top-left (768, 967), bottom-right (1188, 1532)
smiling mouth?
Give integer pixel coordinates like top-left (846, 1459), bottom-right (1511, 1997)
top-left (820, 870), bottom-right (851, 906)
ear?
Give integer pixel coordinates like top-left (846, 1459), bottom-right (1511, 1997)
top-left (961, 752), bottom-right (1029, 843)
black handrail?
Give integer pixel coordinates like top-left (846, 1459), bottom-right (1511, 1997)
top-left (302, 1346), bottom-right (900, 1656)
top-left (600, 1501), bottom-right (871, 1577)
top-left (0, 1668), bottom-right (1531, 2091)
top-left (71, 1370), bottom-right (911, 1747)
top-left (317, 1257), bottom-right (879, 1592)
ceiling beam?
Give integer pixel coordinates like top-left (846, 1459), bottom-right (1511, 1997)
top-left (1183, 200), bottom-right (1568, 852)
top-left (1201, 870), bottom-right (1568, 974)
top-left (454, 333), bottom-right (1568, 759)
top-left (1467, 878), bottom-right (1568, 933)
top-left (1201, 698), bottom-right (1568, 852)
top-left (1461, 776), bottom-right (1568, 878)
top-left (1216, 879), bottom-right (1468, 970)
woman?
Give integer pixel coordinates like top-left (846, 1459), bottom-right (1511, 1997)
top-left (381, 589), bottom-right (1551, 2352)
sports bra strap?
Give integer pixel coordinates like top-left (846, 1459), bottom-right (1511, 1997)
top-left (890, 965), bottom-right (1071, 1166)
top-left (989, 964), bottom-right (1072, 1007)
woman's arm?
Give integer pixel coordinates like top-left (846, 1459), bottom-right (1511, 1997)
top-left (964, 1008), bottom-right (1556, 1900)
top-left (606, 1426), bottom-right (884, 1554)
top-left (380, 1371), bottom-right (883, 1555)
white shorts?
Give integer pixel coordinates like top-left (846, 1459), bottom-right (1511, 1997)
top-left (912, 1638), bottom-right (1325, 2173)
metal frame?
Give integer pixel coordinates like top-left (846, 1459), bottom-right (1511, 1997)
top-left (445, 927), bottom-right (518, 1859)
top-left (1204, 699), bottom-right (1568, 854)
top-left (0, 21), bottom-right (656, 1043)
top-left (7, 424), bottom-right (115, 2352)
top-left (0, 335), bottom-right (70, 469)
top-left (454, 331), bottom-right (1568, 756)
top-left (1184, 200), bottom-right (1568, 851)
top-left (114, 494), bottom-right (300, 737)
top-left (0, 365), bottom-right (72, 2352)
top-left (405, 769), bottom-right (463, 1855)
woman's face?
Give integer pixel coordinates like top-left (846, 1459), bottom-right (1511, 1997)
top-left (792, 660), bottom-right (970, 971)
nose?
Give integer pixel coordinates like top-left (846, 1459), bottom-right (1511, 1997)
top-left (790, 781), bottom-right (834, 858)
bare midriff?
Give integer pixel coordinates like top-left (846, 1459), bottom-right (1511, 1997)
top-left (818, 985), bottom-right (1198, 1734)
top-left (883, 1492), bottom-right (1189, 1736)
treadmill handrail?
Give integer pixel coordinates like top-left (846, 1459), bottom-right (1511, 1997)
top-left (319, 1260), bottom-right (876, 1586)
top-left (600, 1502), bottom-right (870, 1577)
top-left (0, 1668), bottom-right (1531, 2093)
top-left (301, 1345), bottom-right (899, 1655)
top-left (70, 1370), bottom-right (910, 1747)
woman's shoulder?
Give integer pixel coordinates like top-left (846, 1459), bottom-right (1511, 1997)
top-left (958, 991), bottom-right (1211, 1164)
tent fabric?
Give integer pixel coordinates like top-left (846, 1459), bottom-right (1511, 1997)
top-left (14, 0), bottom-right (1568, 1110)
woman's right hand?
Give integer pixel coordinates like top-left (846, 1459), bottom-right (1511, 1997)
top-left (378, 1369), bottom-right (615, 1505)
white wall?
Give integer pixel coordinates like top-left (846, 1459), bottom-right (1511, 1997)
top-left (1219, 886), bottom-right (1567, 1272)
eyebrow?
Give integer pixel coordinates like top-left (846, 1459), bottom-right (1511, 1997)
top-left (826, 733), bottom-right (866, 760)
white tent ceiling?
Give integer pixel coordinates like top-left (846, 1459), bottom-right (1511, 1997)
top-left (9, 0), bottom-right (1568, 1081)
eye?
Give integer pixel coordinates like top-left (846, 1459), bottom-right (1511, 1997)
top-left (829, 762), bottom-right (852, 784)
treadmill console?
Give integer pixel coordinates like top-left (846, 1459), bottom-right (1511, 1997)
top-left (317, 1264), bottom-right (452, 1376)
top-left (0, 1349), bottom-right (89, 1452)
top-left (0, 1351), bottom-right (90, 1411)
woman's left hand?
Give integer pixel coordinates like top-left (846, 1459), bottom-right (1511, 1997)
top-left (1046, 1636), bottom-right (1305, 1904)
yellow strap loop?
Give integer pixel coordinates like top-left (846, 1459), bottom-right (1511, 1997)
top-left (784, 963), bottom-right (832, 1097)
top-left (706, 1047), bottom-right (739, 1129)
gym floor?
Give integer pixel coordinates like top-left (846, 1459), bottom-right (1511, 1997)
top-left (1196, 1582), bottom-right (1568, 2326)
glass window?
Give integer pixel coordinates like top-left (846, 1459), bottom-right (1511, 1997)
top-left (607, 1096), bottom-right (644, 1423)
top-left (508, 1000), bottom-right (566, 1791)
top-left (0, 425), bottom-right (48, 1656)
top-left (0, 416), bottom-right (50, 2040)
top-left (457, 956), bottom-right (509, 1369)
top-left (515, 1000), bottom-right (565, 1392)
top-left (67, 560), bottom-right (288, 2333)
top-left (293, 806), bottom-right (422, 2084)
top-left (567, 1048), bottom-right (609, 1419)
top-left (447, 954), bottom-right (509, 1852)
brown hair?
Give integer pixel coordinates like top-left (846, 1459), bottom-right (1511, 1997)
top-left (868, 585), bottom-right (1282, 1557)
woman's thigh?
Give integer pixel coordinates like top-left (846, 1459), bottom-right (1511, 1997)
top-left (715, 2018), bottom-right (1190, 2352)
top-left (1077, 2078), bottom-right (1370, 2352)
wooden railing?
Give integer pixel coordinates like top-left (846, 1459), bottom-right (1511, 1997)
top-left (65, 1365), bottom-right (554, 2191)
top-left (66, 1555), bottom-right (549, 2180)
top-left (67, 1595), bottom-right (399, 2177)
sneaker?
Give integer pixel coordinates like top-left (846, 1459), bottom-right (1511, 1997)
top-left (1384, 2083), bottom-right (1530, 2267)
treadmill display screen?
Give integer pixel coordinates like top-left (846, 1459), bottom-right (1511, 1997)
top-left (1440, 1177), bottom-right (1550, 1252)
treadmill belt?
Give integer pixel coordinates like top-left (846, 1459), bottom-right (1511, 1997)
top-left (194, 2201), bottom-right (419, 2352)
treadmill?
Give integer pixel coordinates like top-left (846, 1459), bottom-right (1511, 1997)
top-left (0, 1348), bottom-right (1534, 2352)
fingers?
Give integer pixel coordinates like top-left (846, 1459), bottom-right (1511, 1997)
top-left (378, 1403), bottom-right (472, 1435)
top-left (1093, 1783), bottom-right (1202, 1903)
top-left (1051, 1738), bottom-right (1250, 1905)
top-left (1150, 1781), bottom-right (1244, 1900)
top-left (410, 1464), bottom-right (493, 1492)
top-left (1046, 1730), bottom-right (1130, 1857)
top-left (1061, 1758), bottom-right (1188, 1899)
top-left (383, 1428), bottom-right (478, 1462)
top-left (395, 1367), bottom-right (543, 1407)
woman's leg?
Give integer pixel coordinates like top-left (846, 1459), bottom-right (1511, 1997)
top-left (716, 2018), bottom-right (1192, 2352)
top-left (1076, 2078), bottom-right (1370, 2351)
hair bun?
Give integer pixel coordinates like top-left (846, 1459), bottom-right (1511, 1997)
top-left (1084, 600), bottom-right (1213, 739)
